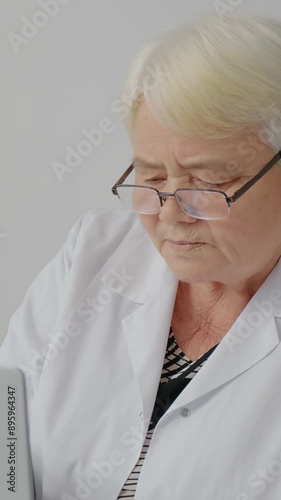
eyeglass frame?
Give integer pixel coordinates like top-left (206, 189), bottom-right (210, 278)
top-left (111, 150), bottom-right (281, 218)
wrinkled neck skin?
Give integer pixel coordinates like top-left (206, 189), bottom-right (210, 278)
top-left (171, 281), bottom-right (248, 356)
top-left (173, 253), bottom-right (281, 331)
top-left (171, 255), bottom-right (281, 359)
top-left (174, 280), bottom-right (248, 325)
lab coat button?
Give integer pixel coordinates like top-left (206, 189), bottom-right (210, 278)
top-left (139, 412), bottom-right (143, 420)
top-left (181, 407), bottom-right (190, 417)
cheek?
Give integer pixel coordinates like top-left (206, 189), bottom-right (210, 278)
top-left (210, 199), bottom-right (269, 255)
top-left (231, 191), bottom-right (272, 234)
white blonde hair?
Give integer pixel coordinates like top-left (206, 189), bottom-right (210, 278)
top-left (121, 13), bottom-right (281, 151)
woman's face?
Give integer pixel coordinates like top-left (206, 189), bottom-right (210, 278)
top-left (133, 101), bottom-right (281, 292)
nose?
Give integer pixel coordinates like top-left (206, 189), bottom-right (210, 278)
top-left (158, 196), bottom-right (199, 224)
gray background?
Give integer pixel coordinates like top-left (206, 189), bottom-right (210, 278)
top-left (1, 0), bottom-right (280, 344)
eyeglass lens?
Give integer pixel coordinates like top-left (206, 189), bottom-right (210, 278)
top-left (116, 186), bottom-right (230, 220)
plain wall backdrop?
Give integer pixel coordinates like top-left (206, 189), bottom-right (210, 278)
top-left (1, 0), bottom-right (280, 344)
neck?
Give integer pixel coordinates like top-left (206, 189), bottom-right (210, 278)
top-left (171, 282), bottom-right (248, 359)
top-left (173, 281), bottom-right (252, 327)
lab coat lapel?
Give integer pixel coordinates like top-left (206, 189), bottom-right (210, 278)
top-left (120, 271), bottom-right (178, 427)
top-left (101, 233), bottom-right (179, 428)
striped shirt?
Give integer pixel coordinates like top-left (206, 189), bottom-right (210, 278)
top-left (117, 326), bottom-right (220, 498)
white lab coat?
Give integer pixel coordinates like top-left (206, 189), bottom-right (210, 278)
top-left (1, 206), bottom-right (281, 500)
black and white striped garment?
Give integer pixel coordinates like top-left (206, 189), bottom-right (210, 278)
top-left (117, 326), bottom-right (220, 498)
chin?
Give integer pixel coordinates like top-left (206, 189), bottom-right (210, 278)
top-left (164, 260), bottom-right (200, 279)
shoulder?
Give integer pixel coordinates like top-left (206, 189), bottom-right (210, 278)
top-left (66, 207), bottom-right (147, 281)
top-left (80, 206), bottom-right (143, 237)
top-left (74, 206), bottom-right (146, 253)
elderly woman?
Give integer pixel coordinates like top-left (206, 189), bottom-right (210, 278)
top-left (1, 12), bottom-right (281, 500)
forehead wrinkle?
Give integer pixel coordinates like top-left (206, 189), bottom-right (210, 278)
top-left (132, 156), bottom-right (230, 171)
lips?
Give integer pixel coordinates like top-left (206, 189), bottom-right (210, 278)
top-left (168, 240), bottom-right (202, 245)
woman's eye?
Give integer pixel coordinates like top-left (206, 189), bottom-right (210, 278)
top-left (143, 178), bottom-right (230, 188)
top-left (196, 180), bottom-right (228, 188)
top-left (144, 178), bottom-right (166, 185)
top-left (202, 182), bottom-right (227, 188)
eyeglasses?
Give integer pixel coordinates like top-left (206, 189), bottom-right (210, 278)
top-left (111, 150), bottom-right (281, 220)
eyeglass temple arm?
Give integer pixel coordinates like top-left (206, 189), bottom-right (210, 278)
top-left (112, 164), bottom-right (134, 195)
top-left (227, 150), bottom-right (281, 204)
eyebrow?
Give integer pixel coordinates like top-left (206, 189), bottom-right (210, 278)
top-left (132, 156), bottom-right (229, 171)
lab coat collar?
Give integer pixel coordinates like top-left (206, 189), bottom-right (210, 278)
top-left (102, 228), bottom-right (176, 304)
